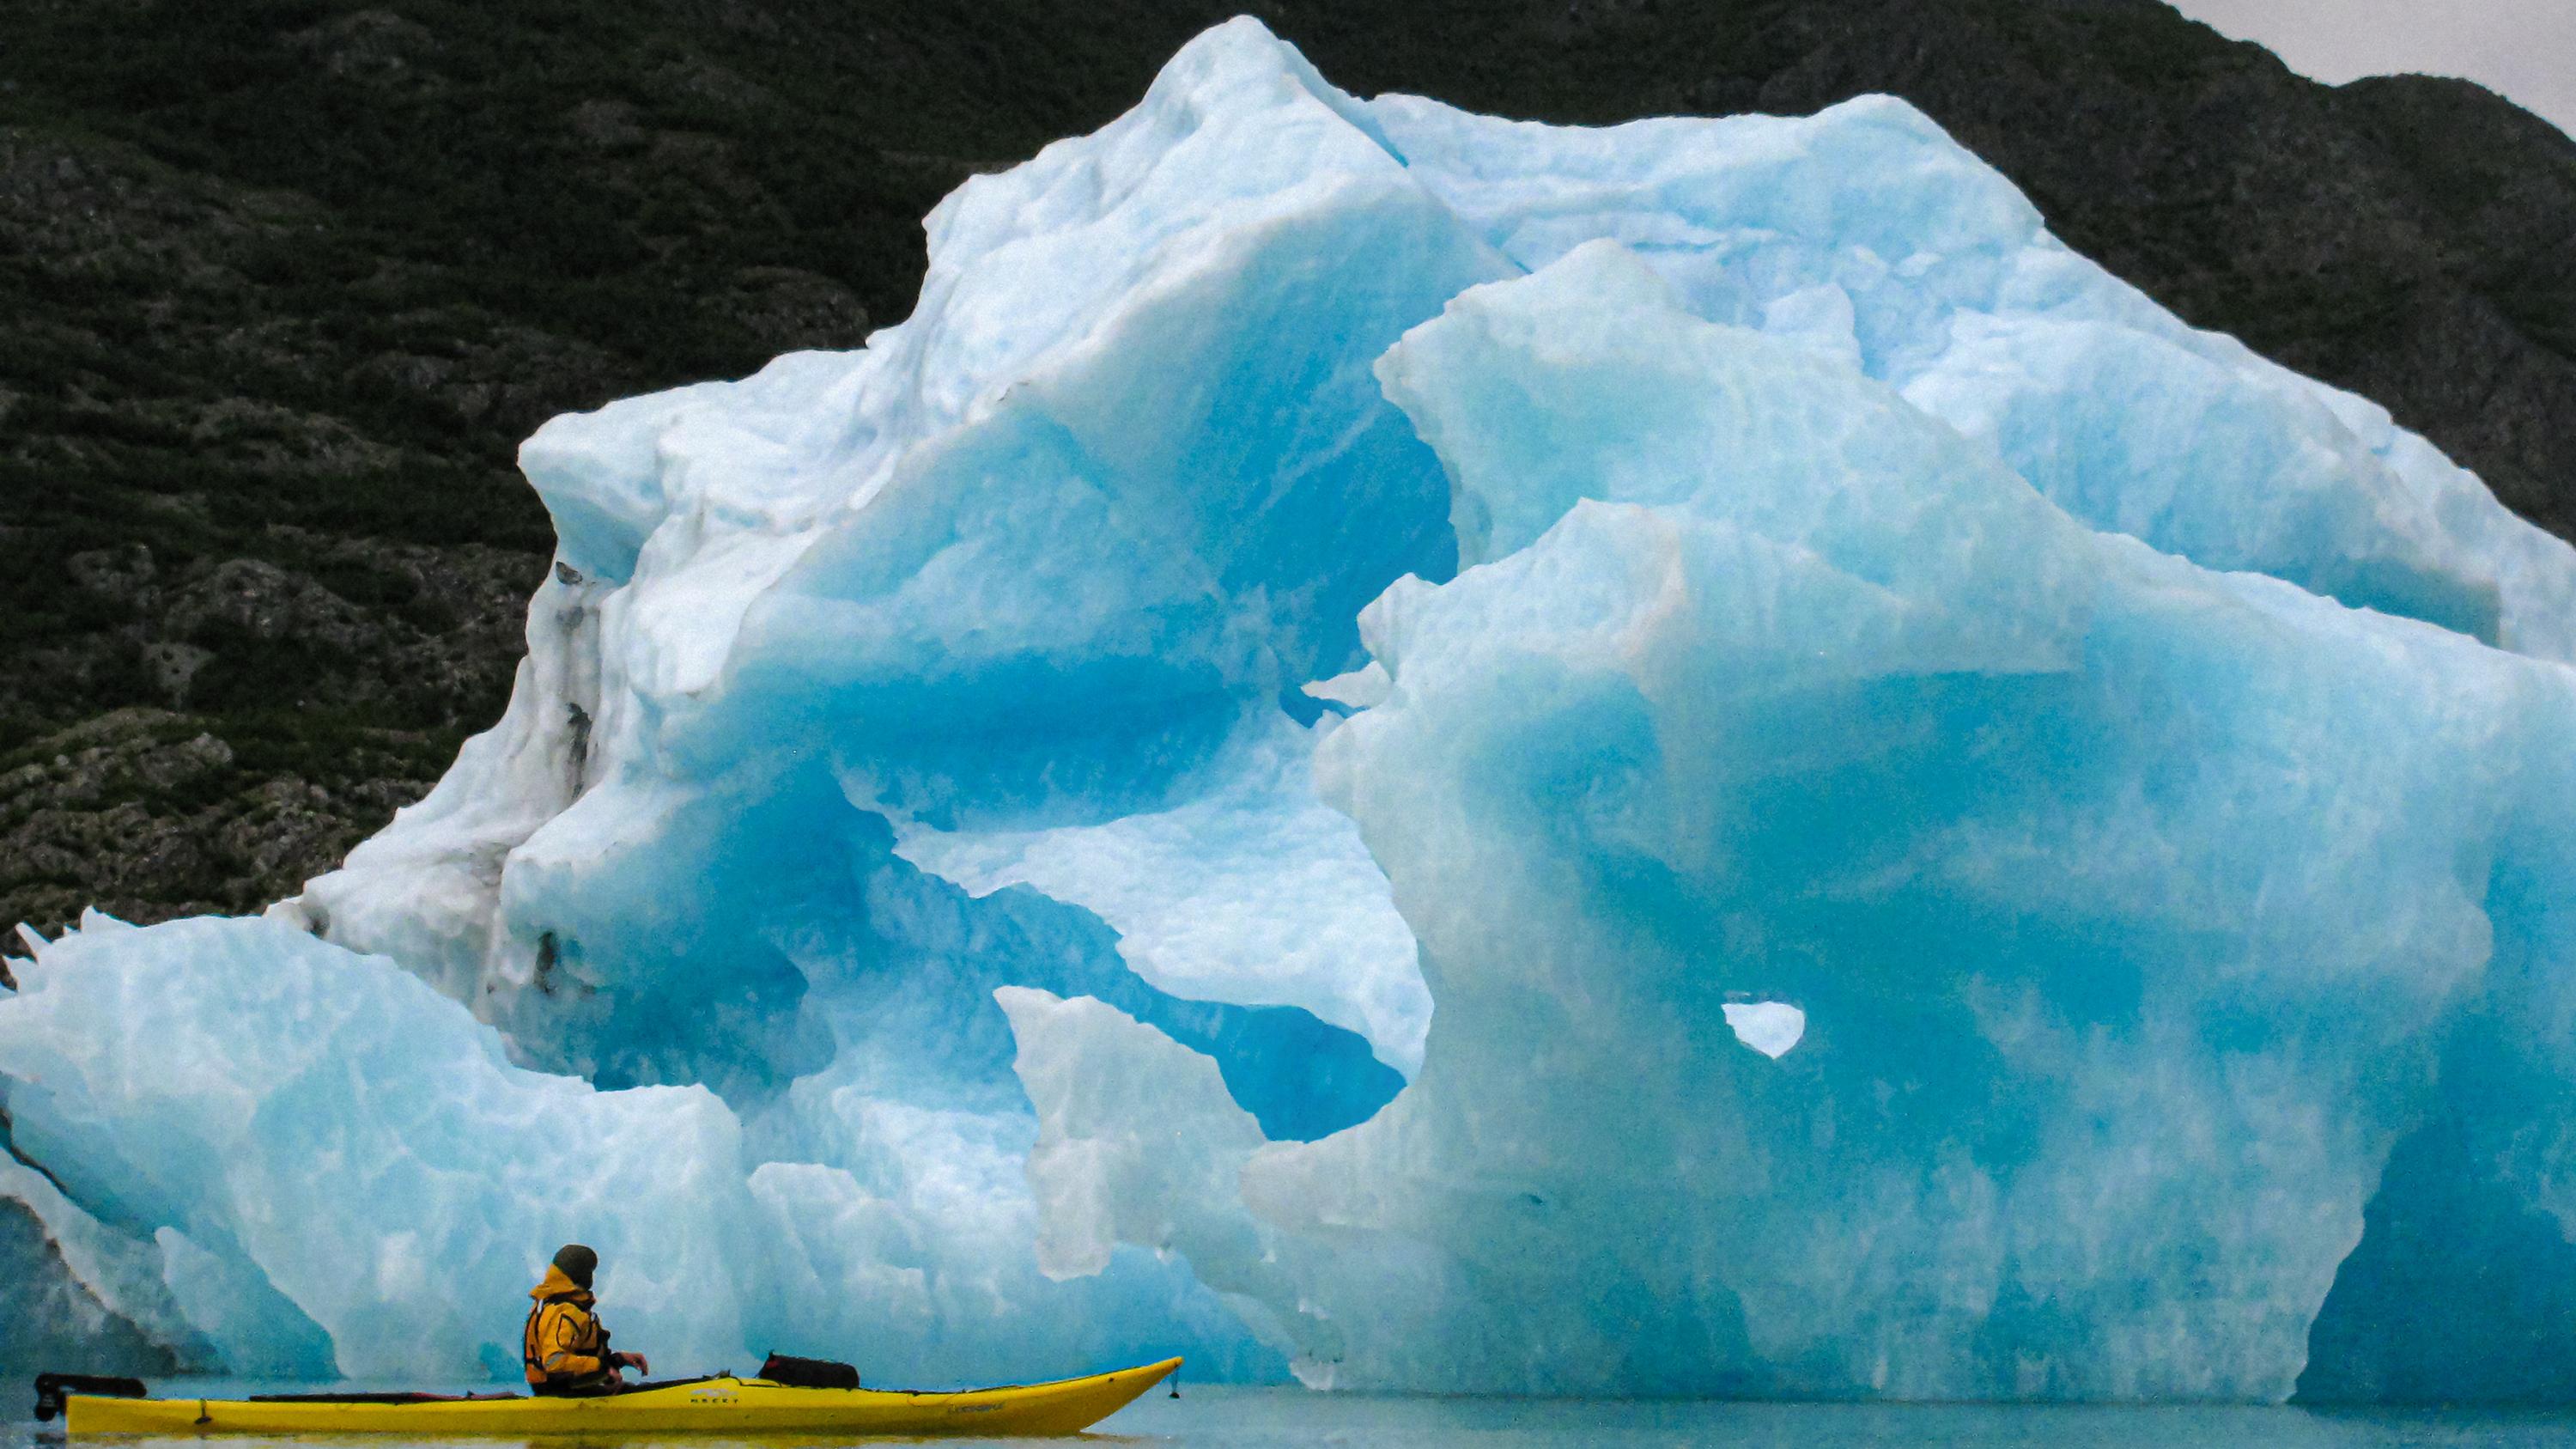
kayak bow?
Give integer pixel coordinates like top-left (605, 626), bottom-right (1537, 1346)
top-left (60, 1358), bottom-right (1182, 1437)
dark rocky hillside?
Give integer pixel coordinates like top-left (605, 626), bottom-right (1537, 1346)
top-left (3, 0), bottom-right (2572, 942)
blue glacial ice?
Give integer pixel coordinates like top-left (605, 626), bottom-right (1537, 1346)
top-left (9, 15), bottom-right (2576, 1402)
top-left (1005, 240), bottom-right (2576, 1397)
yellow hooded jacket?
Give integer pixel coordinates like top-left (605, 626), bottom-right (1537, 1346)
top-left (522, 1264), bottom-right (611, 1390)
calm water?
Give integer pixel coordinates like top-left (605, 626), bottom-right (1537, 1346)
top-left (16, 1384), bottom-right (2576, 1449)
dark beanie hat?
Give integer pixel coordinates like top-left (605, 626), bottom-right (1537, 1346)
top-left (552, 1244), bottom-right (598, 1288)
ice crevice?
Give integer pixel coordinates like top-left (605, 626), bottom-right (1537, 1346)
top-left (9, 15), bottom-right (2576, 1402)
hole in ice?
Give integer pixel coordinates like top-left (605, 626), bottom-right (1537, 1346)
top-left (1722, 1001), bottom-right (1806, 1059)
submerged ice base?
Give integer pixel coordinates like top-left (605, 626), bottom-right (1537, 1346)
top-left (9, 16), bottom-right (2576, 1402)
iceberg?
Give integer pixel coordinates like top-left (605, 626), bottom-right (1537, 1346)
top-left (9, 15), bottom-right (2576, 1402)
top-left (1008, 242), bottom-right (2576, 1397)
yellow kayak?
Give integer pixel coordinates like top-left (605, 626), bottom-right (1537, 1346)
top-left (61, 1359), bottom-right (1181, 1437)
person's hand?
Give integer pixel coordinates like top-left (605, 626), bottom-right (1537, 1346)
top-left (617, 1351), bottom-right (651, 1375)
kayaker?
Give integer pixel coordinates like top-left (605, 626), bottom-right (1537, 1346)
top-left (522, 1244), bottom-right (650, 1395)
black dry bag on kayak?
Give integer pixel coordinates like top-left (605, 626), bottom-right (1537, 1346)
top-left (33, 1373), bottom-right (147, 1422)
top-left (759, 1354), bottom-right (860, 1390)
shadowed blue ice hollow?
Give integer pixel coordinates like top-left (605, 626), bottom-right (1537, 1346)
top-left (9, 15), bottom-right (2576, 1403)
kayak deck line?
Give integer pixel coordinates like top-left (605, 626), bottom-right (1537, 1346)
top-left (243, 1374), bottom-right (728, 1403)
top-left (60, 1358), bottom-right (1183, 1437)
